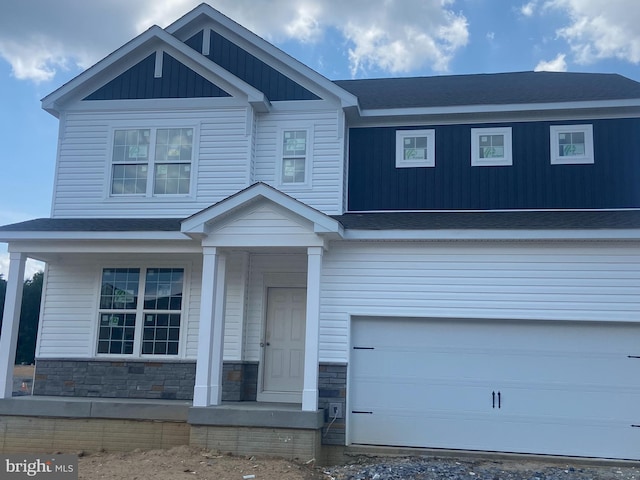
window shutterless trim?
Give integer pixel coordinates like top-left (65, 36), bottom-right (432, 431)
top-left (106, 123), bottom-right (198, 199)
top-left (395, 129), bottom-right (435, 168)
top-left (550, 124), bottom-right (594, 165)
top-left (276, 125), bottom-right (313, 188)
top-left (471, 127), bottom-right (513, 166)
top-left (94, 263), bottom-right (189, 359)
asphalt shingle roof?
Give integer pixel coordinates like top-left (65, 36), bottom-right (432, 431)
top-left (0, 218), bottom-right (182, 232)
top-left (331, 210), bottom-right (640, 230)
top-left (334, 71), bottom-right (640, 110)
top-left (2, 211), bottom-right (640, 234)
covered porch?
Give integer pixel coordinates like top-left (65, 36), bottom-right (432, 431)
top-left (183, 183), bottom-right (343, 412)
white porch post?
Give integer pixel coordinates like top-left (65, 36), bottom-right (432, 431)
top-left (193, 247), bottom-right (227, 407)
top-left (0, 252), bottom-right (26, 399)
top-left (302, 246), bottom-right (323, 411)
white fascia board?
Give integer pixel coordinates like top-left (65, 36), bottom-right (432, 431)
top-left (357, 99), bottom-right (640, 120)
top-left (182, 184), bottom-right (343, 236)
top-left (0, 231), bottom-right (189, 242)
top-left (42, 26), bottom-right (268, 116)
top-left (165, 4), bottom-right (358, 109)
top-left (7, 240), bottom-right (201, 255)
top-left (342, 229), bottom-right (640, 241)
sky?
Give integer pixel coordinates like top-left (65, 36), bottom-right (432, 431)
top-left (1, 0), bottom-right (639, 280)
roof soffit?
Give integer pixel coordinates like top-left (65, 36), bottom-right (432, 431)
top-left (42, 25), bottom-right (269, 116)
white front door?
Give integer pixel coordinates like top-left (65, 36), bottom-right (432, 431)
top-left (260, 287), bottom-right (306, 403)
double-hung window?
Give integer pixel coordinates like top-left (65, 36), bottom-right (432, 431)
top-left (111, 127), bottom-right (194, 196)
top-left (550, 124), bottom-right (594, 164)
top-left (280, 129), bottom-right (310, 185)
top-left (471, 127), bottom-right (513, 166)
top-left (395, 129), bottom-right (436, 168)
top-left (97, 267), bottom-right (184, 356)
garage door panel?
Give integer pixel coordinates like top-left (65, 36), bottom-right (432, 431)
top-left (349, 317), bottom-right (640, 460)
top-left (353, 411), bottom-right (638, 458)
top-left (352, 378), bottom-right (496, 413)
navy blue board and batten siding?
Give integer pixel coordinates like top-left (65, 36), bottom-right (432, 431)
top-left (84, 53), bottom-right (230, 100)
top-left (185, 29), bottom-right (320, 101)
top-left (347, 118), bottom-right (640, 211)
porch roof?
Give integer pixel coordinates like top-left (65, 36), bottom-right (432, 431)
top-left (2, 210), bottom-right (640, 238)
top-left (332, 210), bottom-right (640, 230)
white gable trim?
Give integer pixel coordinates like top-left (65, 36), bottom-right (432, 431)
top-left (42, 26), bottom-right (269, 117)
top-left (166, 4), bottom-right (358, 108)
top-left (181, 183), bottom-right (343, 237)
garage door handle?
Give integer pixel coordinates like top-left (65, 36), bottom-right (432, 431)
top-left (498, 391), bottom-right (501, 409)
top-left (492, 391), bottom-right (495, 408)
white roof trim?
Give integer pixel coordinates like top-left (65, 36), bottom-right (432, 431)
top-left (357, 99), bottom-right (640, 118)
top-left (0, 231), bottom-right (189, 242)
top-left (181, 183), bottom-right (343, 237)
top-left (42, 25), bottom-right (269, 116)
top-left (343, 229), bottom-right (640, 241)
top-left (165, 3), bottom-right (358, 108)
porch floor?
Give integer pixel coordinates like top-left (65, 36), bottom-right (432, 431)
top-left (0, 396), bottom-right (324, 429)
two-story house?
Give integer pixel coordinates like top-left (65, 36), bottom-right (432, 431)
top-left (1, 3), bottom-right (640, 460)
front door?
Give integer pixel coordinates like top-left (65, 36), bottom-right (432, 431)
top-left (260, 287), bottom-right (306, 403)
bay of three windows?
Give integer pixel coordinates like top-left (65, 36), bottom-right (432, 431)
top-left (396, 124), bottom-right (594, 168)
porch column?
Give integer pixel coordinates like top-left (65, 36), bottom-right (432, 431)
top-left (302, 246), bottom-right (323, 411)
top-left (0, 252), bottom-right (26, 399)
top-left (193, 247), bottom-right (227, 407)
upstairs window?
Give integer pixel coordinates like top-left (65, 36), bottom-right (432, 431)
top-left (550, 124), bottom-right (594, 164)
top-left (111, 127), bottom-right (194, 196)
top-left (281, 129), bottom-right (309, 184)
top-left (97, 267), bottom-right (185, 356)
top-left (471, 127), bottom-right (512, 166)
top-left (395, 130), bottom-right (435, 168)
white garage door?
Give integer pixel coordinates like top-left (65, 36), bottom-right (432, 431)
top-left (350, 317), bottom-right (640, 460)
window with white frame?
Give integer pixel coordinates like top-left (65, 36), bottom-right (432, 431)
top-left (395, 129), bottom-right (435, 168)
top-left (111, 127), bottom-right (194, 196)
top-left (550, 124), bottom-right (594, 164)
top-left (471, 127), bottom-right (513, 166)
top-left (97, 267), bottom-right (184, 356)
top-left (280, 129), bottom-right (309, 184)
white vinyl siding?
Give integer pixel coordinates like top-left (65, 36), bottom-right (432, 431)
top-left (52, 105), bottom-right (345, 219)
top-left (51, 108), bottom-right (251, 218)
top-left (37, 259), bottom-right (98, 357)
top-left (319, 241), bottom-right (640, 362)
top-left (254, 109), bottom-right (344, 214)
top-left (36, 253), bottom-right (201, 360)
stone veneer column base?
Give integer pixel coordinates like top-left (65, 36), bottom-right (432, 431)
top-left (33, 359), bottom-right (259, 401)
top-left (318, 363), bottom-right (347, 445)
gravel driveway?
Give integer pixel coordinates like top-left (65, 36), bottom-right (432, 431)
top-left (323, 455), bottom-right (639, 480)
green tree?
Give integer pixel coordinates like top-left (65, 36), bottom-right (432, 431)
top-left (0, 273), bottom-right (6, 331)
top-left (0, 271), bottom-right (43, 364)
top-left (16, 271), bottom-right (43, 364)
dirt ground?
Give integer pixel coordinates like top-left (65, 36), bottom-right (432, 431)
top-left (77, 446), bottom-right (327, 480)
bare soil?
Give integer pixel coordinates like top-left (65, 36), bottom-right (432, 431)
top-left (77, 446), bottom-right (327, 480)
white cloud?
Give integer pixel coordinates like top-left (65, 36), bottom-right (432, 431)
top-left (0, 0), bottom-right (469, 82)
top-left (535, 53), bottom-right (567, 71)
top-left (521, 1), bottom-right (537, 16)
top-left (0, 253), bottom-right (43, 281)
top-left (545, 0), bottom-right (640, 65)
